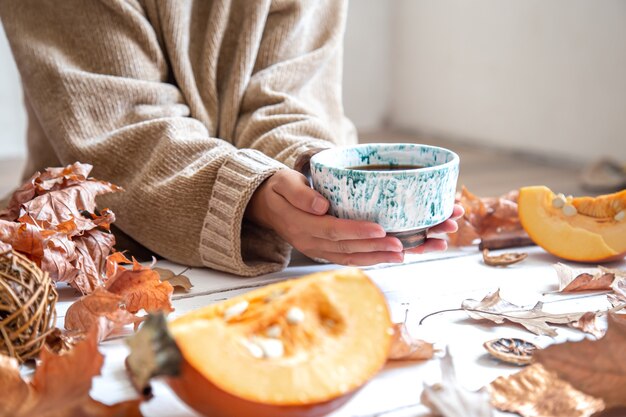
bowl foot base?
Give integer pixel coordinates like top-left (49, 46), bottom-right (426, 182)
top-left (388, 228), bottom-right (429, 250)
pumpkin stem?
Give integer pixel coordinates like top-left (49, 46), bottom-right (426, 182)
top-left (125, 312), bottom-right (183, 398)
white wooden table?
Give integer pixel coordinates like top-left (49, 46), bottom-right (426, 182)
top-left (54, 246), bottom-right (625, 417)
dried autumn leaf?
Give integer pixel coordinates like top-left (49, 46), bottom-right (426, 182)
top-left (570, 311), bottom-right (605, 339)
top-left (534, 313), bottom-right (626, 409)
top-left (19, 180), bottom-right (119, 231)
top-left (72, 229), bottom-right (116, 292)
top-left (388, 323), bottom-right (434, 361)
top-left (488, 363), bottom-right (605, 417)
top-left (553, 263), bottom-right (622, 292)
top-left (0, 162), bottom-right (122, 293)
top-left (106, 257), bottom-right (174, 314)
top-left (612, 277), bottom-right (626, 303)
top-left (482, 249), bottom-right (527, 267)
top-left (421, 348), bottom-right (494, 417)
top-left (0, 328), bottom-right (144, 417)
top-left (462, 289), bottom-right (588, 336)
top-left (65, 287), bottom-right (142, 342)
top-left (154, 267), bottom-right (193, 292)
top-left (449, 187), bottom-right (526, 247)
top-left (44, 329), bottom-right (84, 355)
top-left (0, 162), bottom-right (92, 221)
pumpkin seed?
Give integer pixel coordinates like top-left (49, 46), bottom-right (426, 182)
top-left (615, 210), bottom-right (625, 222)
top-left (286, 307), bottom-right (305, 324)
top-left (224, 301), bottom-right (249, 321)
top-left (265, 324), bottom-right (282, 338)
top-left (562, 204), bottom-right (577, 217)
top-left (551, 194), bottom-right (566, 208)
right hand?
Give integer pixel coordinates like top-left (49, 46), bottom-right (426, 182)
top-left (245, 169), bottom-right (405, 266)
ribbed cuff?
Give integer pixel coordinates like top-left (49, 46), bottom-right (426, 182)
top-left (199, 149), bottom-right (291, 277)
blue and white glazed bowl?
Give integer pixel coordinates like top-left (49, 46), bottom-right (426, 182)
top-left (310, 143), bottom-right (460, 248)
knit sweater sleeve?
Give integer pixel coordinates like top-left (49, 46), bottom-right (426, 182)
top-left (0, 0), bottom-right (290, 276)
top-left (233, 0), bottom-right (356, 169)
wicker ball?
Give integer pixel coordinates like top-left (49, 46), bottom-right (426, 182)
top-left (0, 250), bottom-right (58, 362)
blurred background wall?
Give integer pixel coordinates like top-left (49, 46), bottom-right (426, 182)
top-left (1, 0), bottom-right (625, 163)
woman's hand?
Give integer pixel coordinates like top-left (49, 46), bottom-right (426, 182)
top-left (246, 169), bottom-right (463, 266)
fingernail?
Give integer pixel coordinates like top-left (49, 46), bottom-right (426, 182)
top-left (369, 228), bottom-right (386, 238)
top-left (389, 252), bottom-right (404, 263)
top-left (312, 197), bottom-right (328, 214)
top-left (386, 239), bottom-right (403, 252)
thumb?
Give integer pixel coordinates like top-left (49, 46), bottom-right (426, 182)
top-left (272, 170), bottom-right (329, 215)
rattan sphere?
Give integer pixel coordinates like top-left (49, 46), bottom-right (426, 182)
top-left (0, 250), bottom-right (58, 362)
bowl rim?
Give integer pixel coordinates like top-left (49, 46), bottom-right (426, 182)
top-left (310, 143), bottom-right (460, 175)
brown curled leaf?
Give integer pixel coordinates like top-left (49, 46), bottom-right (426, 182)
top-left (388, 323), bottom-right (434, 361)
top-left (482, 249), bottom-right (527, 267)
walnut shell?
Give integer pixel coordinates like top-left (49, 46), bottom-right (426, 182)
top-left (484, 338), bottom-right (538, 366)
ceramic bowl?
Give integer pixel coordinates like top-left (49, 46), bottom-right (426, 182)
top-left (310, 143), bottom-right (460, 248)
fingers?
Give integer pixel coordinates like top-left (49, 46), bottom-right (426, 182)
top-left (311, 216), bottom-right (386, 241)
top-left (428, 204), bottom-right (465, 234)
top-left (318, 251), bottom-right (405, 266)
top-left (405, 238), bottom-right (448, 255)
top-left (271, 170), bottom-right (329, 215)
top-left (429, 219), bottom-right (458, 235)
top-left (451, 204), bottom-right (465, 219)
top-left (313, 236), bottom-right (403, 255)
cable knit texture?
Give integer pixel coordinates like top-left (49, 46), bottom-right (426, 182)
top-left (0, 0), bottom-right (356, 276)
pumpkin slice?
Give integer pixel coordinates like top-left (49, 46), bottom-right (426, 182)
top-left (518, 186), bottom-right (626, 262)
top-left (128, 268), bottom-right (392, 417)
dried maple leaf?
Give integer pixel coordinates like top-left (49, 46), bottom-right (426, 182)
top-left (449, 187), bottom-right (526, 247)
top-left (488, 363), bottom-right (605, 417)
top-left (105, 255), bottom-right (174, 314)
top-left (0, 162), bottom-right (122, 293)
top-left (65, 287), bottom-right (143, 342)
top-left (18, 180), bottom-right (119, 231)
top-left (0, 162), bottom-right (91, 221)
top-left (482, 249), bottom-right (527, 267)
top-left (65, 254), bottom-right (174, 340)
top-left (0, 328), bottom-right (144, 417)
top-left (154, 267), bottom-right (193, 292)
top-left (534, 313), bottom-right (626, 409)
top-left (421, 348), bottom-right (494, 417)
top-left (462, 289), bottom-right (588, 336)
top-left (553, 263), bottom-right (622, 292)
top-left (388, 323), bottom-right (434, 361)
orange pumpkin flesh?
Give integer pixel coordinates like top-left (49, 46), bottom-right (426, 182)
top-left (518, 186), bottom-right (626, 262)
top-left (167, 268), bottom-right (392, 417)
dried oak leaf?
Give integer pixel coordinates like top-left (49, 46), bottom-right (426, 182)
top-left (488, 363), bottom-right (605, 417)
top-left (534, 313), bottom-right (626, 409)
top-left (421, 348), bottom-right (494, 417)
top-left (154, 267), bottom-right (193, 292)
top-left (388, 323), bottom-right (434, 361)
top-left (462, 289), bottom-right (588, 337)
top-left (105, 254), bottom-right (174, 314)
top-left (65, 287), bottom-right (143, 342)
top-left (0, 328), bottom-right (143, 417)
top-left (612, 277), bottom-right (626, 304)
top-left (554, 263), bottom-right (622, 292)
top-left (449, 187), bottom-right (525, 247)
top-left (570, 311), bottom-right (605, 339)
top-left (482, 249), bottom-right (527, 267)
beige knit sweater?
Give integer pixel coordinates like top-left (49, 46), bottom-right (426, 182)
top-left (0, 0), bottom-right (356, 276)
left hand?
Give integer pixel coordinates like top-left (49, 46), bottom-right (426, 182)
top-left (405, 204), bottom-right (465, 254)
